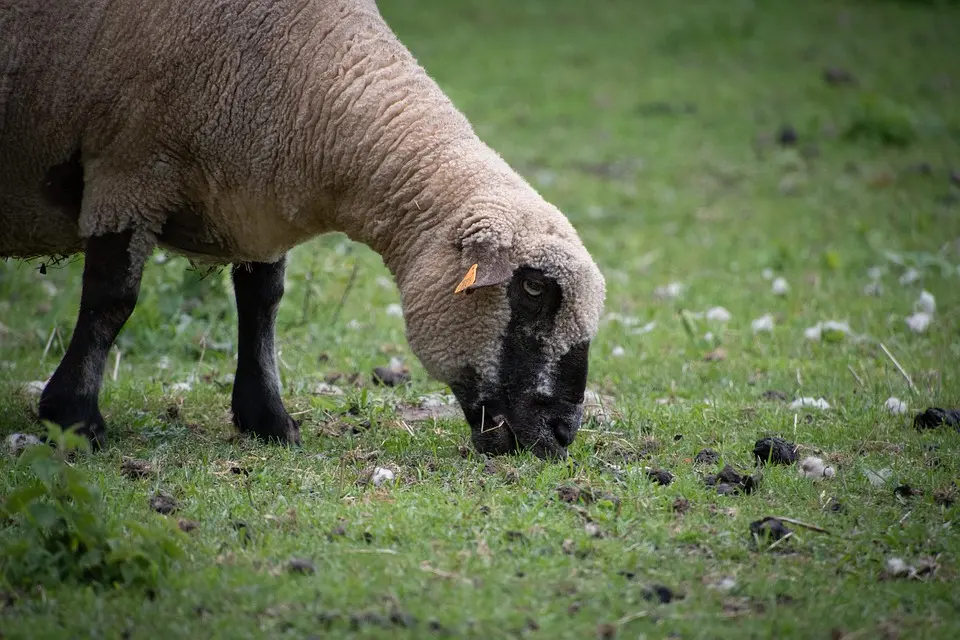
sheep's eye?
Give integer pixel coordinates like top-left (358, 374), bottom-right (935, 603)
top-left (522, 278), bottom-right (544, 298)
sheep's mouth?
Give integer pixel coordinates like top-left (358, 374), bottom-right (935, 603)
top-left (460, 400), bottom-right (569, 460)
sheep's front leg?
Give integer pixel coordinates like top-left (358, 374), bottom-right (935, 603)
top-left (39, 231), bottom-right (146, 449)
top-left (230, 257), bottom-right (300, 445)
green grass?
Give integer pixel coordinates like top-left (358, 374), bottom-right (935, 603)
top-left (3, 0), bottom-right (960, 637)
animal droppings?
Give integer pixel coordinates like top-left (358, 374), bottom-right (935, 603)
top-left (823, 67), bottom-right (857, 86)
top-left (371, 467), bottom-right (395, 486)
top-left (706, 306), bottom-right (732, 322)
top-left (751, 314), bottom-right (775, 333)
top-left (761, 389), bottom-right (789, 402)
top-left (149, 492), bottom-right (179, 515)
top-left (913, 407), bottom-right (960, 431)
top-left (905, 311), bottom-right (931, 333)
top-left (753, 437), bottom-right (798, 465)
top-left (705, 465), bottom-right (758, 495)
top-left (789, 397), bottom-right (831, 410)
top-left (776, 125), bottom-right (798, 146)
top-left (915, 290), bottom-right (936, 314)
top-left (5, 433), bottom-right (42, 455)
top-left (694, 448), bottom-right (720, 465)
top-left (642, 584), bottom-right (681, 604)
top-left (750, 517), bottom-right (792, 544)
top-left (372, 365), bottom-right (410, 387)
top-left (885, 397), bottom-right (908, 415)
top-left (287, 558), bottom-right (316, 575)
top-left (645, 468), bottom-right (674, 486)
top-left (771, 277), bottom-right (790, 295)
top-left (894, 484), bottom-right (922, 499)
top-left (120, 457), bottom-right (154, 479)
top-left (798, 456), bottom-right (835, 479)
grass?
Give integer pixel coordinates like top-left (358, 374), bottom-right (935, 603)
top-left (2, 0), bottom-right (960, 637)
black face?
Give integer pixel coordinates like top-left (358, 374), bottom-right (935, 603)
top-left (450, 267), bottom-right (591, 459)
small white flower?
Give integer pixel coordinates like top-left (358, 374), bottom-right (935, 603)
top-left (385, 303), bottom-right (403, 317)
top-left (761, 268), bottom-right (775, 280)
top-left (751, 314), bottom-right (775, 333)
top-left (804, 325), bottom-right (822, 341)
top-left (885, 397), bottom-right (908, 415)
top-left (703, 332), bottom-right (714, 342)
top-left (915, 291), bottom-right (936, 315)
top-left (905, 312), bottom-right (931, 333)
top-left (899, 268), bottom-right (921, 285)
top-left (371, 467), bottom-right (395, 487)
top-left (654, 282), bottom-right (683, 300)
top-left (705, 306), bottom-right (732, 322)
top-left (611, 345), bottom-right (625, 357)
top-left (169, 381), bottom-right (192, 393)
top-left (886, 557), bottom-right (911, 577)
top-left (771, 277), bottom-right (790, 295)
top-left (376, 275), bottom-right (394, 289)
top-left (790, 397), bottom-right (831, 410)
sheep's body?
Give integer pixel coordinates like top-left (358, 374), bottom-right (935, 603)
top-left (0, 0), bottom-right (605, 458)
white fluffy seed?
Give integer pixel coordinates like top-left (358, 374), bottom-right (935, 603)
top-left (915, 290), bottom-right (936, 315)
top-left (21, 380), bottom-right (47, 397)
top-left (899, 268), bottom-right (921, 285)
top-left (751, 314), bottom-right (775, 333)
top-left (862, 281), bottom-right (883, 296)
top-left (771, 277), bottom-right (790, 295)
top-left (371, 467), bottom-right (395, 486)
top-left (312, 382), bottom-right (344, 396)
top-left (790, 397), bottom-right (831, 410)
top-left (866, 266), bottom-right (883, 280)
top-left (705, 306), bottom-right (732, 322)
top-left (385, 303), bottom-right (403, 317)
top-left (654, 282), bottom-right (683, 300)
top-left (905, 312), bottom-right (931, 333)
top-left (798, 456), bottom-right (835, 479)
top-left (611, 345), bottom-right (625, 357)
top-left (886, 557), bottom-right (911, 577)
top-left (630, 321), bottom-right (657, 336)
top-left (761, 268), bottom-right (775, 280)
top-left (6, 433), bottom-right (42, 455)
top-left (885, 397), bottom-right (908, 415)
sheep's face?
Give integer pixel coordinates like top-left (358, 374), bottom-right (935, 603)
top-left (402, 216), bottom-right (605, 460)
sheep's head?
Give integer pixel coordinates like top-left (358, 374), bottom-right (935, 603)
top-left (399, 204), bottom-right (605, 459)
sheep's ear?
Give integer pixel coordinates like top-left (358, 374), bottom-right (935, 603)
top-left (454, 257), bottom-right (514, 294)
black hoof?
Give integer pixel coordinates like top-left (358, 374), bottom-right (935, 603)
top-left (37, 394), bottom-right (107, 450)
top-left (232, 403), bottom-right (301, 445)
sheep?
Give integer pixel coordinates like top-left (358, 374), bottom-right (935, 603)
top-left (0, 0), bottom-right (606, 459)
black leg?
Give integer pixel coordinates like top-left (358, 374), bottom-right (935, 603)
top-left (38, 231), bottom-right (146, 448)
top-left (231, 256), bottom-right (300, 445)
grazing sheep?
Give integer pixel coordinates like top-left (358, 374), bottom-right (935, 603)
top-left (0, 0), bottom-right (605, 459)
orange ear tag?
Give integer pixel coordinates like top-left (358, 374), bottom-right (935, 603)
top-left (454, 263), bottom-right (478, 294)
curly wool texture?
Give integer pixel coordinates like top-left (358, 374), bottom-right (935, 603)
top-left (1, 0), bottom-right (605, 388)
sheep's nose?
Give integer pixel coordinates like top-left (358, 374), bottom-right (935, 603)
top-left (549, 402), bottom-right (584, 447)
